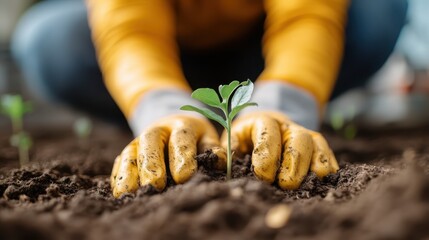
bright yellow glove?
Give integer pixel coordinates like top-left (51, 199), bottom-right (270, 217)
top-left (222, 111), bottom-right (339, 190)
top-left (110, 115), bottom-right (226, 198)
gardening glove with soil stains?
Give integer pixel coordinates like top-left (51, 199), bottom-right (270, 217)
top-left (111, 114), bottom-right (226, 198)
top-left (222, 81), bottom-right (339, 189)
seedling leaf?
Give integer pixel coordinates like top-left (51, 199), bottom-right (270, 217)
top-left (191, 88), bottom-right (221, 108)
top-left (231, 80), bottom-right (254, 109)
top-left (344, 124), bottom-right (357, 140)
top-left (229, 102), bottom-right (258, 120)
top-left (219, 80), bottom-right (240, 100)
top-left (180, 105), bottom-right (227, 129)
top-left (74, 117), bottom-right (92, 139)
top-left (330, 111), bottom-right (344, 131)
top-left (0, 95), bottom-right (31, 122)
top-left (181, 80), bottom-right (257, 180)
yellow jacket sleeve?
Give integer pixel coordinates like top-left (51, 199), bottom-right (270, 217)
top-left (260, 0), bottom-right (349, 107)
top-left (86, 0), bottom-right (190, 118)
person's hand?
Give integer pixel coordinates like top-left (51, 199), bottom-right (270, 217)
top-left (221, 111), bottom-right (338, 189)
top-left (111, 114), bottom-right (226, 198)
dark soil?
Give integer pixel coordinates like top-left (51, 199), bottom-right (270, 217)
top-left (0, 126), bottom-right (428, 240)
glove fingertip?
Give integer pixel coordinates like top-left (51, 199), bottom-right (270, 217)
top-left (278, 176), bottom-right (302, 190)
top-left (211, 147), bottom-right (227, 170)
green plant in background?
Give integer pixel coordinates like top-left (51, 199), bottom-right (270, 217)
top-left (181, 80), bottom-right (257, 180)
top-left (73, 117), bottom-right (92, 140)
top-left (0, 94), bottom-right (32, 166)
top-left (330, 110), bottom-right (358, 140)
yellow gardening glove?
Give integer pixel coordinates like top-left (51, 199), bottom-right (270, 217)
top-left (222, 111), bottom-right (339, 190)
top-left (110, 114), bottom-right (226, 198)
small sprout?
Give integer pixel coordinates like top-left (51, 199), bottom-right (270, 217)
top-left (10, 132), bottom-right (32, 165)
top-left (181, 80), bottom-right (257, 180)
top-left (344, 124), bottom-right (357, 140)
top-left (330, 111), bottom-right (345, 131)
top-left (329, 110), bottom-right (358, 140)
top-left (74, 117), bottom-right (92, 139)
top-left (0, 94), bottom-right (32, 166)
top-left (1, 94), bottom-right (31, 133)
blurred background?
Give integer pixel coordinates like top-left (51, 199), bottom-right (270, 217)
top-left (0, 0), bottom-right (87, 131)
top-left (327, 0), bottom-right (429, 131)
top-left (0, 0), bottom-right (33, 94)
top-left (0, 0), bottom-right (428, 134)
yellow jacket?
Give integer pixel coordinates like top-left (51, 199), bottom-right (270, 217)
top-left (86, 0), bottom-right (349, 118)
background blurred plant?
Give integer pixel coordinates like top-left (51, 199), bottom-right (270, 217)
top-left (0, 94), bottom-right (32, 166)
top-left (73, 116), bottom-right (92, 140)
top-left (329, 110), bottom-right (358, 140)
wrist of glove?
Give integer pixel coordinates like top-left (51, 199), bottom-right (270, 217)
top-left (240, 81), bottom-right (320, 131)
top-left (128, 89), bottom-right (205, 136)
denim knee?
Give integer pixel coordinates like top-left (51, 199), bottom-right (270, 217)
top-left (345, 0), bottom-right (408, 71)
top-left (11, 0), bottom-right (96, 103)
top-left (332, 0), bottom-right (408, 98)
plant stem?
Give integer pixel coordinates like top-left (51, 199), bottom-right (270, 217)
top-left (226, 125), bottom-right (232, 180)
top-left (12, 117), bottom-right (22, 134)
top-left (19, 145), bottom-right (29, 167)
top-left (222, 102), bottom-right (233, 180)
top-left (225, 112), bottom-right (233, 180)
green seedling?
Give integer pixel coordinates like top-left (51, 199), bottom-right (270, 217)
top-left (0, 94), bottom-right (32, 166)
top-left (73, 117), bottom-right (92, 140)
top-left (330, 110), bottom-right (357, 140)
top-left (181, 80), bottom-right (257, 180)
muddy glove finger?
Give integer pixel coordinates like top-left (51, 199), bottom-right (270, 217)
top-left (277, 124), bottom-right (313, 190)
top-left (222, 113), bottom-right (282, 183)
top-left (137, 126), bottom-right (169, 191)
top-left (251, 115), bottom-right (282, 183)
top-left (197, 122), bottom-right (227, 171)
top-left (111, 140), bottom-right (140, 198)
top-left (169, 116), bottom-right (226, 183)
top-left (309, 132), bottom-right (339, 178)
top-left (168, 122), bottom-right (198, 184)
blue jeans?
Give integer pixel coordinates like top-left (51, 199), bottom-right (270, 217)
top-left (11, 0), bottom-right (408, 123)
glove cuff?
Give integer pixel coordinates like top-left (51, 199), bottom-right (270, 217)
top-left (129, 89), bottom-right (204, 136)
top-left (241, 81), bottom-right (320, 130)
